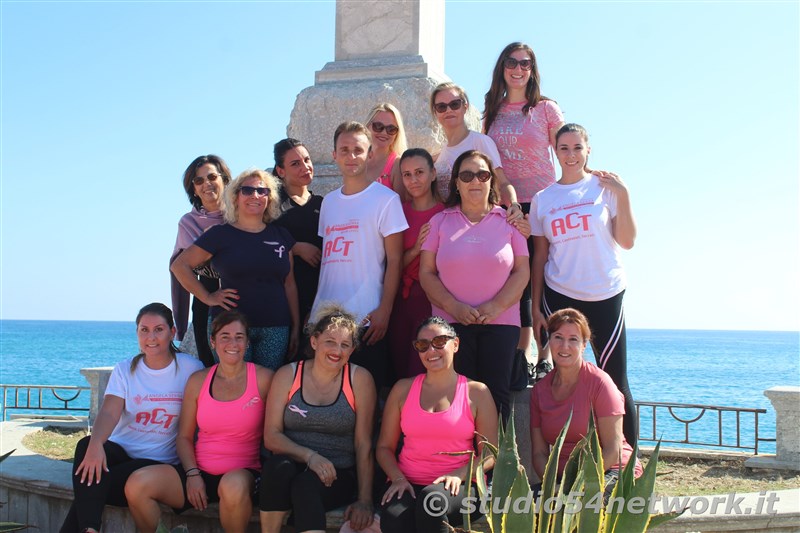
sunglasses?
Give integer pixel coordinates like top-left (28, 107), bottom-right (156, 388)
top-left (239, 186), bottom-right (270, 197)
top-left (503, 57), bottom-right (533, 71)
top-left (370, 121), bottom-right (399, 136)
top-left (457, 170), bottom-right (492, 183)
top-left (433, 99), bottom-right (464, 114)
top-left (192, 173), bottom-right (221, 186)
top-left (412, 334), bottom-right (455, 353)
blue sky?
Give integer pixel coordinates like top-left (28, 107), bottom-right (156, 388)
top-left (1, 1), bottom-right (798, 331)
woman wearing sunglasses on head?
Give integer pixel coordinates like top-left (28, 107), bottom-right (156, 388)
top-left (377, 316), bottom-right (498, 533)
top-left (430, 82), bottom-right (522, 221)
top-left (171, 169), bottom-right (300, 371)
top-left (484, 43), bottom-right (565, 384)
top-left (364, 103), bottom-right (408, 193)
top-left (419, 150), bottom-right (530, 422)
top-left (171, 155), bottom-right (232, 367)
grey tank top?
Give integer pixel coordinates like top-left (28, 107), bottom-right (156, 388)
top-left (283, 361), bottom-right (356, 468)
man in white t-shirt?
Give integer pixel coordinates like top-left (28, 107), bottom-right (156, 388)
top-left (311, 121), bottom-right (408, 389)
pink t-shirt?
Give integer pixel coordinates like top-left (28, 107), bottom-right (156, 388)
top-left (530, 360), bottom-right (641, 476)
top-left (487, 100), bottom-right (564, 203)
top-left (196, 363), bottom-right (265, 475)
top-left (398, 374), bottom-right (475, 485)
top-left (401, 201), bottom-right (445, 299)
top-left (421, 206), bottom-right (528, 326)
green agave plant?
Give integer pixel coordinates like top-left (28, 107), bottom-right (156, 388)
top-left (470, 411), bottom-right (684, 533)
top-left (0, 449), bottom-right (29, 533)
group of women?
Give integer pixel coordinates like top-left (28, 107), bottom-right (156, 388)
top-left (63, 41), bottom-right (640, 533)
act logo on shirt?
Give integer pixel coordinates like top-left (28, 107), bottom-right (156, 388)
top-left (551, 212), bottom-right (591, 237)
top-left (323, 221), bottom-right (358, 259)
top-left (134, 408), bottom-right (178, 428)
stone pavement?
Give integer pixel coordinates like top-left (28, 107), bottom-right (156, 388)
top-left (2, 419), bottom-right (799, 532)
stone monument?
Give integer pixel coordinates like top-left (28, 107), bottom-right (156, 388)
top-left (286, 0), bottom-right (480, 193)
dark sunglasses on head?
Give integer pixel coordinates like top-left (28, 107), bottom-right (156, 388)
top-left (239, 186), bottom-right (270, 197)
top-left (192, 173), bottom-right (221, 186)
top-left (433, 99), bottom-right (464, 114)
top-left (457, 170), bottom-right (492, 183)
top-left (503, 57), bottom-right (533, 71)
top-left (370, 121), bottom-right (399, 136)
top-left (412, 334), bottom-right (455, 353)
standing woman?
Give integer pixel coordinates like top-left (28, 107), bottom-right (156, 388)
top-left (171, 169), bottom-right (300, 370)
top-left (171, 155), bottom-right (231, 367)
top-left (430, 82), bottom-right (521, 219)
top-left (60, 303), bottom-right (204, 533)
top-left (364, 103), bottom-right (408, 192)
top-left (420, 150), bottom-right (529, 421)
top-left (530, 123), bottom-right (638, 446)
top-left (387, 148), bottom-right (444, 379)
top-left (484, 43), bottom-right (565, 379)
top-left (271, 138), bottom-right (324, 340)
top-left (125, 311), bottom-right (273, 533)
top-left (259, 305), bottom-right (376, 533)
top-left (377, 317), bottom-right (498, 533)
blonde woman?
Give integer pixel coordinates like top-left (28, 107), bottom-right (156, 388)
top-left (171, 169), bottom-right (300, 370)
top-left (364, 102), bottom-right (408, 192)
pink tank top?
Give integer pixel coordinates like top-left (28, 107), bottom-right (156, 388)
top-left (375, 152), bottom-right (397, 188)
top-left (397, 374), bottom-right (475, 485)
top-left (196, 362), bottom-right (264, 475)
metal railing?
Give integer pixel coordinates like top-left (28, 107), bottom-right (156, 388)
top-left (635, 401), bottom-right (774, 454)
top-left (0, 384), bottom-right (90, 421)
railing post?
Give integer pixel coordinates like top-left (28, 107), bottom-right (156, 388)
top-left (80, 367), bottom-right (114, 428)
top-left (745, 386), bottom-right (800, 472)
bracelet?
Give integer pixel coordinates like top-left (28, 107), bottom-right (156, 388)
top-left (307, 451), bottom-right (318, 464)
top-left (393, 476), bottom-right (406, 483)
top-left (185, 467), bottom-right (200, 475)
top-left (186, 472), bottom-right (202, 478)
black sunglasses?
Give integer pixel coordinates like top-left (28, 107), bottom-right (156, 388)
top-left (239, 186), bottom-right (270, 197)
top-left (412, 334), bottom-right (455, 353)
top-left (192, 173), bottom-right (221, 186)
top-left (370, 121), bottom-right (399, 135)
top-left (503, 57), bottom-right (533, 71)
top-left (433, 99), bottom-right (464, 114)
top-left (457, 170), bottom-right (492, 183)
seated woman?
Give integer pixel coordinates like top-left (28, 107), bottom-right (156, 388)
top-left (60, 303), bottom-right (204, 533)
top-left (529, 308), bottom-right (642, 498)
top-left (259, 304), bottom-right (376, 533)
top-left (377, 316), bottom-right (498, 533)
top-left (125, 311), bottom-right (272, 533)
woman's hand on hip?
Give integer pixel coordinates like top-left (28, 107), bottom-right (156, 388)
top-left (204, 288), bottom-right (239, 309)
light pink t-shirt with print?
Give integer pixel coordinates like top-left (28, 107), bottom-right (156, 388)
top-left (487, 100), bottom-right (564, 203)
top-left (421, 206), bottom-right (528, 326)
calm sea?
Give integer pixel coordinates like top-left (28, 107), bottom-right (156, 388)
top-left (1, 321), bottom-right (798, 453)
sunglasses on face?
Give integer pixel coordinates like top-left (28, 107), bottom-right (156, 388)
top-left (503, 57), bottom-right (533, 71)
top-left (457, 170), bottom-right (492, 183)
top-left (433, 98), bottom-right (464, 114)
top-left (370, 121), bottom-right (399, 136)
top-left (239, 186), bottom-right (270, 197)
top-left (192, 173), bottom-right (221, 186)
top-left (412, 334), bottom-right (455, 353)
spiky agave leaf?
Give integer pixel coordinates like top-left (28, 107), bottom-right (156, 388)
top-left (538, 410), bottom-right (572, 532)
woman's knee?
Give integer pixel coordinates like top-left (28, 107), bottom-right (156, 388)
top-left (218, 470), bottom-right (254, 504)
top-left (125, 465), bottom-right (184, 508)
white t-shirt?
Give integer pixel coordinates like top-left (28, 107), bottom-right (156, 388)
top-left (106, 352), bottom-right (203, 463)
top-left (531, 175), bottom-right (625, 301)
top-left (434, 131), bottom-right (504, 201)
top-left (312, 182), bottom-right (408, 321)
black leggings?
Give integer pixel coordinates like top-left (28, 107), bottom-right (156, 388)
top-left (380, 481), bottom-right (481, 533)
top-left (451, 324), bottom-right (519, 423)
top-left (259, 455), bottom-right (357, 532)
top-left (60, 436), bottom-right (160, 532)
top-left (542, 285), bottom-right (637, 447)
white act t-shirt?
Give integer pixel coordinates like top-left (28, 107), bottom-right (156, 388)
top-left (312, 182), bottom-right (408, 321)
top-left (105, 352), bottom-right (203, 463)
top-left (531, 175), bottom-right (625, 301)
top-left (434, 131), bottom-right (503, 201)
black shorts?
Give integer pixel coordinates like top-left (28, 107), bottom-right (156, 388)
top-left (172, 464), bottom-right (261, 513)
